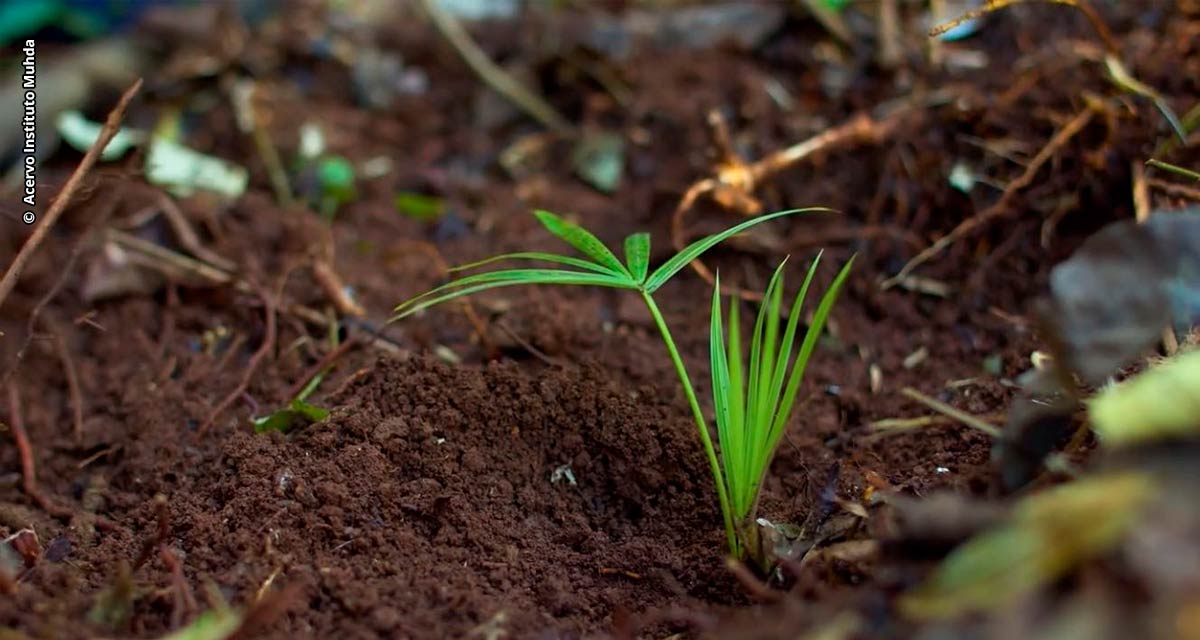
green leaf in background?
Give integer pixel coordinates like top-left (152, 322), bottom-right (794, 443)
top-left (1089, 349), bottom-right (1200, 448)
top-left (153, 606), bottom-right (242, 640)
top-left (56, 110), bottom-right (146, 161)
top-left (394, 191), bottom-right (446, 222)
top-left (571, 131), bottom-right (625, 194)
top-left (318, 156), bottom-right (356, 202)
top-left (145, 137), bottom-right (248, 199)
top-left (316, 155), bottom-right (358, 219)
top-left (253, 399), bottom-right (330, 434)
top-left (901, 472), bottom-right (1155, 620)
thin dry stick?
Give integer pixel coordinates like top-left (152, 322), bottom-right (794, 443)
top-left (397, 239), bottom-right (495, 355)
top-left (53, 330), bottom-right (86, 443)
top-left (1148, 177), bottom-right (1200, 201)
top-left (0, 194), bottom-right (120, 391)
top-left (5, 382), bottom-right (73, 519)
top-left (930, 0), bottom-right (1118, 54)
top-left (225, 583), bottom-right (302, 640)
top-left (157, 194), bottom-right (237, 272)
top-left (195, 281), bottom-right (277, 437)
top-left (132, 494), bottom-right (170, 571)
top-left (103, 230), bottom-right (403, 355)
top-left (312, 259), bottom-right (366, 317)
top-left (418, 0), bottom-right (574, 136)
top-left (283, 337), bottom-right (357, 400)
top-left (0, 78), bottom-right (142, 312)
top-left (899, 387), bottom-right (1001, 438)
top-left (160, 547), bottom-right (197, 628)
top-left (884, 102), bottom-right (1098, 287)
top-left (1133, 161), bottom-right (1151, 223)
top-left (933, 0), bottom-right (1180, 139)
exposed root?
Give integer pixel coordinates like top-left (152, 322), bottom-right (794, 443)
top-left (671, 110), bottom-right (900, 301)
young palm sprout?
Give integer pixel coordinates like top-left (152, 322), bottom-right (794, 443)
top-left (710, 255), bottom-right (853, 560)
top-left (394, 209), bottom-right (852, 561)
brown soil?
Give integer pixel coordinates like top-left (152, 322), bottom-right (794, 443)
top-left (1, 2), bottom-right (1197, 638)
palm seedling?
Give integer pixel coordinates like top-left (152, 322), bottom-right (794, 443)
top-left (709, 255), bottom-right (853, 562)
top-left (393, 208), bottom-right (853, 562)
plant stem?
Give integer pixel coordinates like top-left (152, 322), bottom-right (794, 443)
top-left (641, 291), bottom-right (739, 556)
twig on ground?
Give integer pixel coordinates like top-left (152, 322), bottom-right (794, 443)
top-left (283, 337), bottom-right (357, 400)
top-left (225, 583), bottom-right (302, 640)
top-left (0, 78), bottom-right (142, 311)
top-left (397, 239), bottom-right (496, 356)
top-left (865, 412), bottom-right (1008, 441)
top-left (196, 280), bottom-right (278, 437)
top-left (232, 79), bottom-right (295, 208)
top-left (102, 230), bottom-right (402, 354)
top-left (156, 194), bottom-right (238, 272)
top-left (418, 0), bottom-right (573, 137)
top-left (934, 0), bottom-right (1183, 141)
top-left (1147, 177), bottom-right (1200, 201)
top-left (5, 382), bottom-right (74, 520)
top-left (160, 547), bottom-right (197, 628)
top-left (493, 319), bottom-right (564, 368)
top-left (899, 387), bottom-right (1002, 438)
top-left (1133, 161), bottom-right (1151, 223)
top-left (133, 494), bottom-right (170, 571)
top-left (312, 259), bottom-right (366, 318)
top-left (930, 0), bottom-right (1117, 54)
top-left (883, 100), bottom-right (1100, 287)
top-left (52, 329), bottom-right (86, 443)
top-left (0, 169), bottom-right (122, 392)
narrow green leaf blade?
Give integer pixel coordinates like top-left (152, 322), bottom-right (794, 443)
top-left (644, 207), bottom-right (832, 293)
top-left (726, 294), bottom-right (745, 506)
top-left (767, 255), bottom-right (855, 455)
top-left (393, 269), bottom-right (633, 318)
top-left (447, 251), bottom-right (621, 276)
top-left (534, 209), bottom-right (631, 277)
top-left (769, 252), bottom-right (823, 417)
top-left (710, 274), bottom-right (738, 505)
top-left (624, 232), bottom-right (651, 283)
